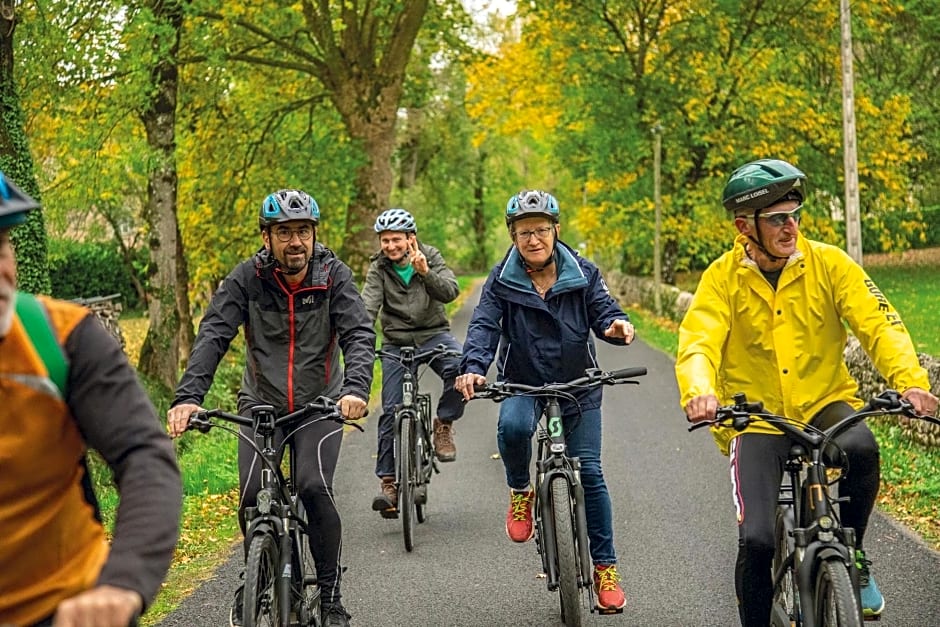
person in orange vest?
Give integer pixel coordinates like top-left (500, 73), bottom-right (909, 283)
top-left (0, 172), bottom-right (182, 627)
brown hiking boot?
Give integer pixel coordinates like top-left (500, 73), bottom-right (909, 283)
top-left (371, 476), bottom-right (398, 519)
top-left (433, 418), bottom-right (457, 462)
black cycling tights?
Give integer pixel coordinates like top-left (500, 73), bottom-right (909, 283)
top-left (731, 401), bottom-right (879, 627)
top-left (237, 414), bottom-right (345, 605)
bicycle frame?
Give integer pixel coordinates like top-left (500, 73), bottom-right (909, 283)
top-left (473, 366), bottom-right (647, 624)
top-left (534, 395), bottom-right (593, 596)
top-left (189, 398), bottom-right (362, 627)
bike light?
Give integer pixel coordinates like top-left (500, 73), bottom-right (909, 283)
top-left (819, 515), bottom-right (834, 530)
top-left (257, 489), bottom-right (273, 515)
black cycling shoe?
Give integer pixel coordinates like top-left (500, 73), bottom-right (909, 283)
top-left (321, 603), bottom-right (352, 627)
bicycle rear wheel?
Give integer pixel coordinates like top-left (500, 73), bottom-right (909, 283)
top-left (399, 415), bottom-right (417, 552)
top-left (550, 476), bottom-right (582, 627)
top-left (814, 557), bottom-right (863, 627)
top-left (771, 505), bottom-right (800, 626)
top-left (243, 531), bottom-right (280, 627)
top-left (290, 501), bottom-right (320, 627)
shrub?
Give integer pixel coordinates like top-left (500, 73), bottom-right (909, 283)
top-left (48, 240), bottom-right (148, 310)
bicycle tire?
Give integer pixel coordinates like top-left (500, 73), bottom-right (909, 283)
top-left (243, 531), bottom-right (280, 627)
top-left (290, 501), bottom-right (320, 627)
top-left (814, 557), bottom-right (863, 627)
top-left (399, 415), bottom-right (417, 552)
top-left (771, 505), bottom-right (800, 626)
top-left (551, 476), bottom-right (582, 627)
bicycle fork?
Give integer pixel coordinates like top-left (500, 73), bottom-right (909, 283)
top-left (536, 458), bottom-right (593, 593)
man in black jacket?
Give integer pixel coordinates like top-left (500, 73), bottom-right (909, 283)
top-left (167, 189), bottom-right (375, 627)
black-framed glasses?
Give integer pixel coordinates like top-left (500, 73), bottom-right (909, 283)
top-left (272, 225), bottom-right (314, 242)
top-left (514, 226), bottom-right (554, 241)
top-left (759, 206), bottom-right (802, 227)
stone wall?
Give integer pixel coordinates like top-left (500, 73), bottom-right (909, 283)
top-left (606, 270), bottom-right (940, 447)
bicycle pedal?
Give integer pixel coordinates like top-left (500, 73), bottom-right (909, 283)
top-left (863, 614), bottom-right (882, 622)
top-left (379, 508), bottom-right (399, 520)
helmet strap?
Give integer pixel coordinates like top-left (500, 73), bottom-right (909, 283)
top-left (747, 208), bottom-right (788, 263)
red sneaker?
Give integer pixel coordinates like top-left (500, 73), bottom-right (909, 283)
top-left (594, 564), bottom-right (626, 611)
top-left (505, 489), bottom-right (535, 542)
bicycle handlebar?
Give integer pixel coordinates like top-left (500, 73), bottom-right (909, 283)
top-left (687, 389), bottom-right (939, 450)
top-left (472, 366), bottom-right (647, 402)
top-left (187, 396), bottom-right (366, 433)
top-left (376, 342), bottom-right (463, 365)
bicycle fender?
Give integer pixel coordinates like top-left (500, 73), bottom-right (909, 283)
top-left (247, 517), bottom-right (283, 539)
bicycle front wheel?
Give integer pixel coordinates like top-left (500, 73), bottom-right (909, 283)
top-left (244, 531), bottom-right (280, 627)
top-left (551, 476), bottom-right (582, 627)
top-left (290, 501), bottom-right (320, 627)
top-left (814, 557), bottom-right (863, 627)
top-left (415, 414), bottom-right (430, 523)
top-left (771, 505), bottom-right (800, 626)
top-left (399, 415), bottom-right (417, 552)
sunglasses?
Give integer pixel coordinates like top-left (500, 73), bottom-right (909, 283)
top-left (758, 206), bottom-right (802, 227)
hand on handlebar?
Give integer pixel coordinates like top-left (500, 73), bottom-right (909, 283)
top-left (166, 402), bottom-right (204, 438)
top-left (455, 372), bottom-right (487, 401)
top-left (684, 393), bottom-right (719, 424)
top-left (337, 394), bottom-right (368, 420)
top-left (902, 386), bottom-right (939, 422)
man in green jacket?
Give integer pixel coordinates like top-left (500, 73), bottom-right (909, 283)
top-left (361, 208), bottom-right (464, 517)
top-left (676, 158), bottom-right (937, 626)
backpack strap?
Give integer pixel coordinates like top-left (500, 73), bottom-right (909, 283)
top-left (15, 291), bottom-right (68, 397)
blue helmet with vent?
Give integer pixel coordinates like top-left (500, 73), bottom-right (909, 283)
top-left (505, 190), bottom-right (560, 226)
top-left (259, 189), bottom-right (320, 230)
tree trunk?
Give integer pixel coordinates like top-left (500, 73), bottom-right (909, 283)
top-left (137, 0), bottom-right (183, 394)
top-left (470, 150), bottom-right (490, 272)
top-left (176, 219), bottom-right (194, 366)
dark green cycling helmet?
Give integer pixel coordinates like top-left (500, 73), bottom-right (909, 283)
top-left (721, 159), bottom-right (806, 213)
top-left (0, 172), bottom-right (40, 228)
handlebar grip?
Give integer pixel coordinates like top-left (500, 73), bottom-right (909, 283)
top-left (187, 412), bottom-right (212, 433)
top-left (609, 366), bottom-right (647, 379)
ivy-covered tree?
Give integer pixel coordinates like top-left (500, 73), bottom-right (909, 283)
top-left (0, 3), bottom-right (48, 293)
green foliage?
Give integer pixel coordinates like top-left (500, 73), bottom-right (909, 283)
top-left (48, 239), bottom-right (148, 309)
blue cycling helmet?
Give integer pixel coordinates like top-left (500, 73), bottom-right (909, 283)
top-left (259, 189), bottom-right (320, 230)
top-left (505, 190), bottom-right (560, 226)
top-left (374, 208), bottom-right (416, 233)
top-left (0, 172), bottom-right (40, 228)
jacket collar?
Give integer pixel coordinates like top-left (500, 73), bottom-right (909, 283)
top-left (498, 240), bottom-right (588, 293)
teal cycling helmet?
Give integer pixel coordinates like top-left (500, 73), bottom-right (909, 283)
top-left (259, 189), bottom-right (320, 230)
top-left (721, 159), bottom-right (806, 213)
top-left (505, 190), bottom-right (560, 226)
top-left (374, 208), bottom-right (416, 233)
top-left (0, 172), bottom-right (40, 228)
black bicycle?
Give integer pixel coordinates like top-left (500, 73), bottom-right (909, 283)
top-left (187, 397), bottom-right (364, 627)
top-left (472, 366), bottom-right (647, 627)
top-left (376, 343), bottom-right (462, 552)
top-left (689, 389), bottom-right (939, 627)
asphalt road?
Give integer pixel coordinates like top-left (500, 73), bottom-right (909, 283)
top-left (158, 283), bottom-right (940, 627)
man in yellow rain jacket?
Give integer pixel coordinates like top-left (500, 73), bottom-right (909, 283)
top-left (676, 158), bottom-right (938, 626)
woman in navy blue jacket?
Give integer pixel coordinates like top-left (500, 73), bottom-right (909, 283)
top-left (455, 190), bottom-right (636, 612)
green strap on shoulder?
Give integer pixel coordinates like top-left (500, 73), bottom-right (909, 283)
top-left (15, 291), bottom-right (68, 397)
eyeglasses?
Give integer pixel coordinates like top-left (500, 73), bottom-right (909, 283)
top-left (514, 226), bottom-right (554, 241)
top-left (272, 225), bottom-right (314, 242)
top-left (759, 206), bottom-right (802, 227)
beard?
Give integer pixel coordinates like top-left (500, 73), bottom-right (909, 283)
top-left (0, 290), bottom-right (16, 338)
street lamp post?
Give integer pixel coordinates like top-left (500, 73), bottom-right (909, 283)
top-left (652, 124), bottom-right (663, 316)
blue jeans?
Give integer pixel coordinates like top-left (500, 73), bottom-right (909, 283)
top-left (375, 333), bottom-right (465, 477)
top-left (497, 395), bottom-right (617, 565)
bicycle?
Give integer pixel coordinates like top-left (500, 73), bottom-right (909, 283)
top-left (688, 389), bottom-right (940, 627)
top-left (186, 397), bottom-right (364, 627)
top-left (375, 343), bottom-right (463, 552)
top-left (471, 366), bottom-right (647, 627)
